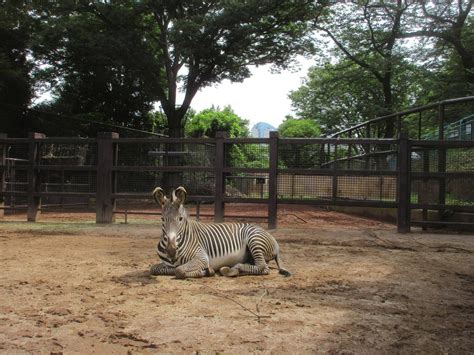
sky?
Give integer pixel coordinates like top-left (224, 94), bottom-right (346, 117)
top-left (187, 56), bottom-right (315, 129)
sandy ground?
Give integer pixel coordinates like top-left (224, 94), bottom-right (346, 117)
top-left (0, 206), bottom-right (473, 354)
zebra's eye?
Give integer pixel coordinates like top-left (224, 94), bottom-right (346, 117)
top-left (179, 217), bottom-right (183, 222)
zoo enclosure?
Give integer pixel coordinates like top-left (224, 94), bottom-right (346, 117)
top-left (1, 130), bottom-right (473, 232)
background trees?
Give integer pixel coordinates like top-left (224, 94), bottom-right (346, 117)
top-left (0, 3), bottom-right (35, 136)
top-left (1, 1), bottom-right (472, 138)
top-left (289, 0), bottom-right (473, 137)
top-left (185, 106), bottom-right (249, 138)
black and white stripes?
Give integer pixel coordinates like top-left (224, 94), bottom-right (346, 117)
top-left (150, 186), bottom-right (291, 279)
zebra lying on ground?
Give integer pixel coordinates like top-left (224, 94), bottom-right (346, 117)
top-left (150, 186), bottom-right (291, 279)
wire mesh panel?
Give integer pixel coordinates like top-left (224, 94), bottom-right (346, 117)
top-left (278, 174), bottom-right (332, 200)
top-left (278, 142), bottom-right (324, 169)
top-left (411, 143), bottom-right (474, 206)
top-left (337, 176), bottom-right (397, 202)
top-left (224, 143), bottom-right (269, 168)
top-left (225, 174), bottom-right (268, 199)
top-left (116, 141), bottom-right (216, 167)
top-left (115, 171), bottom-right (216, 197)
top-left (332, 142), bottom-right (398, 171)
top-left (2, 141), bottom-right (29, 208)
top-left (278, 139), bottom-right (398, 205)
top-left (38, 142), bottom-right (97, 166)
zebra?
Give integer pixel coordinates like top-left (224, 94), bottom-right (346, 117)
top-left (149, 186), bottom-right (291, 279)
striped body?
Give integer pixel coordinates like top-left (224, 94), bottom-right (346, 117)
top-left (149, 186), bottom-right (290, 278)
top-left (157, 220), bottom-right (279, 271)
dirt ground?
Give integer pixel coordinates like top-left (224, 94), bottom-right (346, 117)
top-left (1, 205), bottom-right (473, 354)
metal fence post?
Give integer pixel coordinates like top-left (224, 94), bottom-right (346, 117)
top-left (214, 131), bottom-right (226, 223)
top-left (0, 133), bottom-right (6, 218)
top-left (27, 132), bottom-right (45, 222)
top-left (397, 132), bottom-right (410, 233)
top-left (268, 131), bottom-right (278, 229)
top-left (96, 132), bottom-right (119, 223)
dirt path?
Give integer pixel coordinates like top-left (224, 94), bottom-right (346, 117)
top-left (0, 213), bottom-right (473, 353)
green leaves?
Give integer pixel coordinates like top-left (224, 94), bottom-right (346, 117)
top-left (185, 106), bottom-right (249, 138)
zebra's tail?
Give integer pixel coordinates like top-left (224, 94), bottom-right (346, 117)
top-left (275, 254), bottom-right (292, 277)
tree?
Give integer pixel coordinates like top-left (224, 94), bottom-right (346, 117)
top-left (31, 2), bottom-right (164, 133)
top-left (401, 1), bottom-right (474, 89)
top-left (278, 117), bottom-right (321, 168)
top-left (289, 59), bottom-right (431, 136)
top-left (75, 1), bottom-right (326, 137)
top-left (0, 3), bottom-right (35, 136)
top-left (185, 106), bottom-right (249, 138)
top-left (314, 1), bottom-right (412, 137)
top-left (278, 117), bottom-right (320, 137)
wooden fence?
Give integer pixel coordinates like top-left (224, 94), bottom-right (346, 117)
top-left (1, 132), bottom-right (473, 232)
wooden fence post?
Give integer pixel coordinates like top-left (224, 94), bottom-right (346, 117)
top-left (268, 131), bottom-right (278, 229)
top-left (214, 131), bottom-right (226, 222)
top-left (397, 132), bottom-right (410, 233)
top-left (0, 133), bottom-right (6, 218)
top-left (438, 104), bottom-right (446, 221)
top-left (27, 132), bottom-right (45, 222)
top-left (96, 132), bottom-right (119, 223)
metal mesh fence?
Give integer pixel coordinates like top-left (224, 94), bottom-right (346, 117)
top-left (38, 142), bottom-right (97, 166)
top-left (225, 173), bottom-right (268, 199)
top-left (115, 171), bottom-right (216, 197)
top-left (278, 174), bottom-right (332, 200)
top-left (277, 141), bottom-right (397, 203)
top-left (3, 142), bottom-right (29, 208)
top-left (224, 143), bottom-right (269, 168)
top-left (411, 143), bottom-right (474, 207)
top-left (116, 141), bottom-right (215, 167)
top-left (278, 142), bottom-right (324, 169)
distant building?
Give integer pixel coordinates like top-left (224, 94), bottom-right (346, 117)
top-left (251, 122), bottom-right (276, 138)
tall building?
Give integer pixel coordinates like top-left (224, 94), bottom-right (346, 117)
top-left (251, 122), bottom-right (276, 138)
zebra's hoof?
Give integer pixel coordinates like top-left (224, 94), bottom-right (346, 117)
top-left (220, 266), bottom-right (239, 277)
top-left (205, 267), bottom-right (215, 277)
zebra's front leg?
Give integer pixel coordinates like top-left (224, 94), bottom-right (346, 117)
top-left (150, 262), bottom-right (176, 276)
top-left (175, 257), bottom-right (214, 279)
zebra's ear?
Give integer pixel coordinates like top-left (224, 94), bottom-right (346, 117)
top-left (152, 187), bottom-right (166, 206)
top-left (174, 186), bottom-right (187, 205)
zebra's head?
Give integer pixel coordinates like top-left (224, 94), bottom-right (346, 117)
top-left (152, 186), bottom-right (188, 261)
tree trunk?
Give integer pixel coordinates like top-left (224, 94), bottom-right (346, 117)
top-left (163, 108), bottom-right (185, 190)
top-left (382, 75), bottom-right (395, 138)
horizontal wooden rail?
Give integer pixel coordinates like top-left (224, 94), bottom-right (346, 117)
top-left (112, 166), bottom-right (214, 172)
top-left (411, 203), bottom-right (474, 213)
top-left (278, 198), bottom-right (397, 208)
top-left (277, 169), bottom-right (398, 176)
top-left (279, 138), bottom-right (397, 145)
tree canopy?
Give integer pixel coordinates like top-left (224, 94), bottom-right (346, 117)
top-left (0, 3), bottom-right (35, 136)
top-left (278, 118), bottom-right (320, 138)
top-left (185, 106), bottom-right (249, 138)
top-left (25, 0), bottom-right (325, 137)
top-left (289, 0), bottom-right (474, 137)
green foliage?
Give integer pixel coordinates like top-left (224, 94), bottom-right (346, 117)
top-left (0, 3), bottom-right (35, 136)
top-left (289, 59), bottom-right (431, 135)
top-left (278, 118), bottom-right (321, 138)
top-left (291, 1), bottom-right (474, 137)
top-left (278, 118), bottom-right (321, 168)
top-left (126, 0), bottom-right (324, 136)
top-left (31, 2), bottom-right (163, 134)
top-left (185, 106), bottom-right (249, 138)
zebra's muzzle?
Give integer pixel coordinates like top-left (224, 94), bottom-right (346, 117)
top-left (167, 240), bottom-right (177, 261)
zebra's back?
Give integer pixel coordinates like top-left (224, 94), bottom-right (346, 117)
top-left (190, 221), bottom-right (278, 270)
